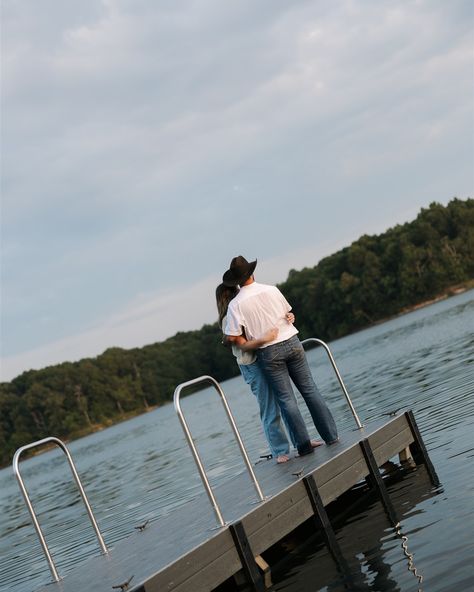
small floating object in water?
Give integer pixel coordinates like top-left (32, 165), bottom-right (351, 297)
top-left (134, 520), bottom-right (149, 532)
top-left (382, 408), bottom-right (402, 417)
top-left (112, 574), bottom-right (134, 590)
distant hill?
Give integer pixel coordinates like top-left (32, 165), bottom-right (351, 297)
top-left (1, 197), bottom-right (473, 467)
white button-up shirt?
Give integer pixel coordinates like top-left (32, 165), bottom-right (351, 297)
top-left (225, 281), bottom-right (298, 347)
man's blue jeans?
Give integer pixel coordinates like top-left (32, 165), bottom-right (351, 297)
top-left (239, 361), bottom-right (297, 457)
top-left (257, 335), bottom-right (338, 455)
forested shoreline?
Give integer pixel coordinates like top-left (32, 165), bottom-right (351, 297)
top-left (1, 198), bottom-right (473, 467)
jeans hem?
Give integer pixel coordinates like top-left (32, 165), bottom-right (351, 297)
top-left (297, 443), bottom-right (314, 456)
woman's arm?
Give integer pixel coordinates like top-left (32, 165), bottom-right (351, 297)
top-left (233, 327), bottom-right (279, 351)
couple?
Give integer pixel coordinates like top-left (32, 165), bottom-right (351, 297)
top-left (216, 256), bottom-right (338, 464)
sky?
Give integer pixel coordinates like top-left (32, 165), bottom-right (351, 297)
top-left (1, 0), bottom-right (473, 381)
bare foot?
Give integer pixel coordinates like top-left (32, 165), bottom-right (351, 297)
top-left (311, 439), bottom-right (324, 448)
top-left (276, 454), bottom-right (290, 464)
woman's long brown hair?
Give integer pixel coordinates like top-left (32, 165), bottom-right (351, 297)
top-left (215, 283), bottom-right (239, 326)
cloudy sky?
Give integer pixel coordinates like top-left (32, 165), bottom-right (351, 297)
top-left (1, 0), bottom-right (473, 381)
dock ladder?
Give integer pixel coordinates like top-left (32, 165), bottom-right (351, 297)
top-left (13, 436), bottom-right (108, 582)
top-left (174, 375), bottom-right (266, 527)
top-left (301, 337), bottom-right (364, 429)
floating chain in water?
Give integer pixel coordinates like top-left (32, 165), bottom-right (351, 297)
top-left (395, 521), bottom-right (423, 591)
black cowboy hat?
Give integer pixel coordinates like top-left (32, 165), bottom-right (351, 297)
top-left (222, 256), bottom-right (257, 287)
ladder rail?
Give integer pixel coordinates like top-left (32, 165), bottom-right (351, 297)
top-left (174, 375), bottom-right (265, 528)
top-left (302, 337), bottom-right (364, 429)
top-left (13, 436), bottom-right (108, 582)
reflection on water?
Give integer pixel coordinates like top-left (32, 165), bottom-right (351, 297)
top-left (0, 290), bottom-right (473, 592)
top-left (268, 465), bottom-right (455, 592)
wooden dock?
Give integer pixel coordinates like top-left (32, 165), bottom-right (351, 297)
top-left (34, 410), bottom-right (438, 592)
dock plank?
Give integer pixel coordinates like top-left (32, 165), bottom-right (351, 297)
top-left (146, 528), bottom-right (240, 592)
top-left (244, 482), bottom-right (312, 556)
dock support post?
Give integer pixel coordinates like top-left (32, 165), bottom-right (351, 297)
top-left (303, 475), bottom-right (353, 583)
top-left (404, 410), bottom-right (440, 486)
top-left (229, 521), bottom-right (265, 592)
top-left (360, 439), bottom-right (399, 527)
top-left (398, 446), bottom-right (414, 463)
top-left (255, 555), bottom-right (272, 589)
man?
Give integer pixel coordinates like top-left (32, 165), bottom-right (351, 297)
top-left (223, 255), bottom-right (338, 457)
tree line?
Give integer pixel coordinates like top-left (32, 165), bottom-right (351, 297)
top-left (1, 198), bottom-right (473, 467)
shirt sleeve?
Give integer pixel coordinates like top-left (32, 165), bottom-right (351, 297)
top-left (224, 302), bottom-right (243, 336)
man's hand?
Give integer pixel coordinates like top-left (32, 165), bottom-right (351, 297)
top-left (286, 312), bottom-right (295, 324)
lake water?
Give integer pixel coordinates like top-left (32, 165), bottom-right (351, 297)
top-left (0, 290), bottom-right (473, 592)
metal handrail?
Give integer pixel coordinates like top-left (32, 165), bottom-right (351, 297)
top-left (12, 437), bottom-right (108, 582)
top-left (301, 338), bottom-right (364, 429)
top-left (174, 375), bottom-right (265, 528)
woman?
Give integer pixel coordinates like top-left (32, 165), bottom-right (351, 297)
top-left (216, 283), bottom-right (297, 463)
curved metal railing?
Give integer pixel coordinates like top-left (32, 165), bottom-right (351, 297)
top-left (13, 437), bottom-right (108, 582)
top-left (301, 338), bottom-right (364, 429)
top-left (174, 375), bottom-right (265, 528)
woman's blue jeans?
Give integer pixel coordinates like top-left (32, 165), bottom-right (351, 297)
top-left (239, 361), bottom-right (297, 457)
top-left (257, 335), bottom-right (338, 455)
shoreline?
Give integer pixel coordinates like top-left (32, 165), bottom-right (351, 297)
top-left (327, 280), bottom-right (474, 343)
top-left (8, 405), bottom-right (161, 467)
top-left (375, 280), bottom-right (473, 325)
top-left (396, 281), bottom-right (473, 316)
